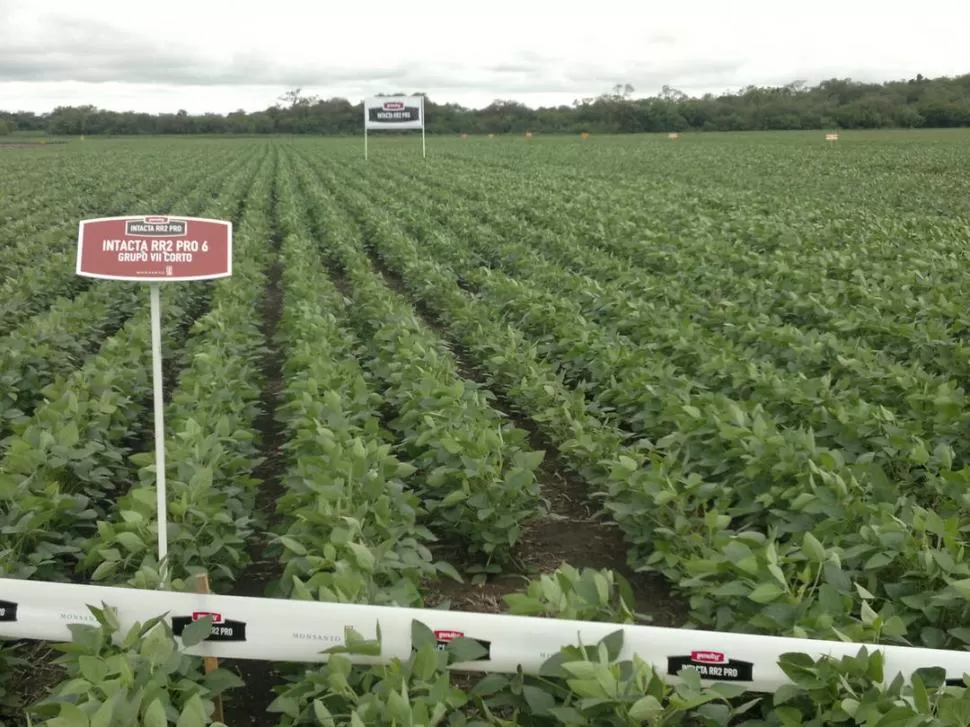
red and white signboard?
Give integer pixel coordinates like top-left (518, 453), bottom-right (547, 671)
top-left (77, 215), bottom-right (232, 282)
top-left (825, 133), bottom-right (839, 141)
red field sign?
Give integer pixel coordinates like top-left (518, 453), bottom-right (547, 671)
top-left (77, 216), bottom-right (232, 282)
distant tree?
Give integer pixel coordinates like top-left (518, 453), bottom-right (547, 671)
top-left (11, 72), bottom-right (970, 137)
top-left (661, 85), bottom-right (687, 102)
top-left (7, 111), bottom-right (41, 131)
top-left (279, 88), bottom-right (318, 108)
top-left (0, 118), bottom-right (10, 135)
top-left (609, 83), bottom-right (635, 100)
top-left (896, 106), bottom-right (925, 128)
top-left (277, 88), bottom-right (323, 131)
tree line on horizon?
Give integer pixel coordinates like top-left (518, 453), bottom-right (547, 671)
top-left (1, 74), bottom-right (969, 137)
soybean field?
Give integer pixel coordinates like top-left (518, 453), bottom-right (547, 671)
top-left (3, 130), bottom-right (970, 725)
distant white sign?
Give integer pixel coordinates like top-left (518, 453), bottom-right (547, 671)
top-left (365, 95), bottom-right (425, 130)
top-left (363, 95), bottom-right (426, 159)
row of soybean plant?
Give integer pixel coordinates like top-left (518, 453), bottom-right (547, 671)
top-left (16, 145), bottom-right (273, 727)
top-left (0, 146), bottom-right (237, 336)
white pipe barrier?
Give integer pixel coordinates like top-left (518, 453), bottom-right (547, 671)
top-left (2, 578), bottom-right (969, 692)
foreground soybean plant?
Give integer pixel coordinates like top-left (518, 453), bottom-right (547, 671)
top-left (269, 622), bottom-right (970, 726)
top-left (262, 566), bottom-right (970, 725)
top-left (24, 604), bottom-right (238, 727)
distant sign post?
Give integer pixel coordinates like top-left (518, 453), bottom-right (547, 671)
top-left (363, 95), bottom-right (426, 160)
top-left (76, 216), bottom-right (233, 586)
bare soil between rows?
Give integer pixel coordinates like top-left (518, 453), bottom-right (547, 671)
top-left (356, 246), bottom-right (685, 627)
top-left (221, 165), bottom-right (289, 727)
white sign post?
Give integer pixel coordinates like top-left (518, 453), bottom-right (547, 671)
top-left (149, 283), bottom-right (167, 578)
top-left (76, 216), bottom-right (233, 586)
top-left (364, 95), bottom-right (426, 160)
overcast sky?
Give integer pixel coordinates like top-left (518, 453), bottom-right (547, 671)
top-left (1, 0), bottom-right (968, 114)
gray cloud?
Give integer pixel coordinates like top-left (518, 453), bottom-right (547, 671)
top-left (539, 58), bottom-right (748, 100)
top-left (0, 13), bottom-right (748, 96)
top-left (3, 0), bottom-right (968, 116)
top-left (487, 62), bottom-right (539, 75)
top-left (647, 32), bottom-right (679, 46)
top-left (0, 16), bottom-right (413, 86)
top-left (0, 13), bottom-right (752, 104)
